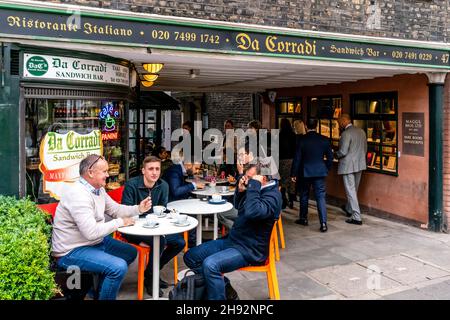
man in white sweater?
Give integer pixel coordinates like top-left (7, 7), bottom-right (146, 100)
top-left (51, 154), bottom-right (152, 300)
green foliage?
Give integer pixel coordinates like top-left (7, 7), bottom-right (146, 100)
top-left (0, 196), bottom-right (57, 299)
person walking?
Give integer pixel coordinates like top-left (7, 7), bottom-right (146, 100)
top-left (335, 114), bottom-right (367, 225)
top-left (291, 119), bottom-right (333, 232)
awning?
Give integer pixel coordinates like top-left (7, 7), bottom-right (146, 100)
top-left (139, 91), bottom-right (180, 110)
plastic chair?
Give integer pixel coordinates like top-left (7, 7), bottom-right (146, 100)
top-left (277, 213), bottom-right (286, 250)
top-left (113, 232), bottom-right (150, 300)
top-left (107, 185), bottom-right (125, 203)
top-left (238, 224), bottom-right (280, 300)
top-left (37, 202), bottom-right (59, 219)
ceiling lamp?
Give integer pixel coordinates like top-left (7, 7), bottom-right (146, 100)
top-left (142, 63), bottom-right (164, 73)
top-left (143, 74), bottom-right (159, 82)
top-left (141, 81), bottom-right (154, 87)
top-left (189, 69), bottom-right (200, 79)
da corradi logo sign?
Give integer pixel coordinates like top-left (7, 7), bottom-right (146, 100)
top-left (25, 55), bottom-right (49, 76)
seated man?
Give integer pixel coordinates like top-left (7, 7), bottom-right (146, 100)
top-left (121, 156), bottom-right (185, 297)
top-left (51, 154), bottom-right (152, 300)
top-left (183, 161), bottom-right (282, 300)
top-left (218, 142), bottom-right (255, 232)
top-left (162, 157), bottom-right (205, 202)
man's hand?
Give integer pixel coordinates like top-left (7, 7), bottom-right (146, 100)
top-left (138, 197), bottom-right (152, 214)
top-left (122, 217), bottom-right (135, 226)
top-left (291, 177), bottom-right (297, 183)
top-left (252, 175), bottom-right (264, 184)
top-left (196, 182), bottom-right (205, 189)
top-left (237, 162), bottom-right (244, 175)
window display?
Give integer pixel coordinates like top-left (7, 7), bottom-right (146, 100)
top-left (308, 95), bottom-right (342, 151)
top-left (352, 92), bottom-right (398, 175)
top-left (25, 98), bottom-right (127, 202)
top-left (276, 99), bottom-right (302, 129)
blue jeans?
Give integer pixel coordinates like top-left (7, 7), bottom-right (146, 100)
top-left (57, 236), bottom-right (137, 300)
top-left (123, 233), bottom-right (185, 276)
top-left (184, 239), bottom-right (249, 300)
top-left (300, 177), bottom-right (327, 224)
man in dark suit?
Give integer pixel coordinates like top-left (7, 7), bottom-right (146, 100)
top-left (290, 119), bottom-right (334, 232)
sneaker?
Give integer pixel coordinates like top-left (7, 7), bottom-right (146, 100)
top-left (225, 283), bottom-right (239, 300)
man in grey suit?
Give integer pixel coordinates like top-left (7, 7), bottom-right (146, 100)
top-left (335, 114), bottom-right (367, 225)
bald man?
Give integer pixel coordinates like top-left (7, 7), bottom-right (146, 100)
top-left (335, 114), bottom-right (367, 225)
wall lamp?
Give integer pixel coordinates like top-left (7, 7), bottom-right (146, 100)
top-left (142, 63), bottom-right (164, 73)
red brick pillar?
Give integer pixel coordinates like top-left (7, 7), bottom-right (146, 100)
top-left (443, 74), bottom-right (450, 231)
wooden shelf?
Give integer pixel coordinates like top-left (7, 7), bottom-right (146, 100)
top-left (54, 117), bottom-right (98, 121)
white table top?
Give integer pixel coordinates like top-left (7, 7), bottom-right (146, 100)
top-left (117, 215), bottom-right (198, 236)
top-left (191, 186), bottom-right (235, 197)
top-left (167, 198), bottom-right (233, 215)
top-left (185, 177), bottom-right (230, 185)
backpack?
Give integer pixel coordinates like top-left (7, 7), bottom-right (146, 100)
top-left (169, 271), bottom-right (207, 300)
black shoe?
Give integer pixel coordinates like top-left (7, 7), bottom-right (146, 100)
top-left (288, 201), bottom-right (294, 209)
top-left (345, 218), bottom-right (362, 225)
top-left (320, 223), bottom-right (328, 232)
top-left (145, 284), bottom-right (164, 297)
top-left (159, 278), bottom-right (169, 289)
top-left (341, 205), bottom-right (352, 217)
top-left (225, 283), bottom-right (240, 300)
top-left (294, 219), bottom-right (308, 226)
top-left (144, 276), bottom-right (168, 290)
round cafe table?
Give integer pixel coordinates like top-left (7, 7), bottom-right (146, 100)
top-left (191, 185), bottom-right (235, 198)
top-left (118, 215), bottom-right (198, 300)
top-left (167, 198), bottom-right (233, 245)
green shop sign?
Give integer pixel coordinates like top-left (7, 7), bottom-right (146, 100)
top-left (26, 55), bottom-right (48, 76)
top-left (1, 4), bottom-right (450, 69)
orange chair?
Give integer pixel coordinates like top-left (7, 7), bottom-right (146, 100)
top-left (113, 232), bottom-right (150, 300)
top-left (238, 224), bottom-right (280, 300)
top-left (277, 213), bottom-right (286, 250)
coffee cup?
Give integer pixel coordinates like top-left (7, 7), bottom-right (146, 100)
top-left (219, 186), bottom-right (228, 193)
top-left (145, 214), bottom-right (157, 226)
top-left (211, 194), bottom-right (222, 202)
top-left (153, 205), bottom-right (166, 216)
top-left (176, 214), bottom-right (188, 224)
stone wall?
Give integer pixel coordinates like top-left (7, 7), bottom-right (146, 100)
top-left (45, 0), bottom-right (449, 42)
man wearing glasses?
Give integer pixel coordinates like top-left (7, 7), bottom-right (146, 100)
top-left (51, 154), bottom-right (152, 300)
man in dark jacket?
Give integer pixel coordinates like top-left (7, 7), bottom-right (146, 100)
top-left (183, 161), bottom-right (282, 300)
top-left (291, 118), bottom-right (334, 232)
top-left (162, 160), bottom-right (205, 202)
top-left (121, 156), bottom-right (185, 296)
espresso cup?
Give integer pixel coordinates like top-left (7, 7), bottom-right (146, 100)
top-left (211, 194), bottom-right (222, 202)
top-left (153, 205), bottom-right (166, 216)
top-left (145, 214), bottom-right (157, 226)
top-left (176, 214), bottom-right (188, 224)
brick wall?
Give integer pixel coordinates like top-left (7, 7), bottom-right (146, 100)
top-left (43, 0), bottom-right (450, 42)
top-left (205, 92), bottom-right (253, 131)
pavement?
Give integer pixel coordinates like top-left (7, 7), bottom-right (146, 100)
top-left (117, 201), bottom-right (450, 300)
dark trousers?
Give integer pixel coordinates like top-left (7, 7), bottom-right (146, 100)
top-left (299, 177), bottom-right (327, 224)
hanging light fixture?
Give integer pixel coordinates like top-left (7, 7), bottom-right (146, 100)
top-left (142, 63), bottom-right (164, 73)
top-left (141, 81), bottom-right (154, 87)
top-left (142, 74), bottom-right (159, 82)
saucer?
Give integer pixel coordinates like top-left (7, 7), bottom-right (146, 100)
top-left (142, 222), bottom-right (159, 229)
top-left (155, 213), bottom-right (167, 218)
top-left (208, 199), bottom-right (226, 205)
top-left (172, 221), bottom-right (190, 227)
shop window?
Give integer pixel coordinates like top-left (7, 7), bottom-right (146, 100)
top-left (351, 92), bottom-right (398, 175)
top-left (25, 98), bottom-right (127, 202)
top-left (307, 95), bottom-right (342, 150)
top-left (276, 99), bottom-right (302, 129)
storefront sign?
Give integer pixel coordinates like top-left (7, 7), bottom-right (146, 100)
top-left (39, 130), bottom-right (103, 199)
top-left (402, 112), bottom-right (424, 157)
top-left (23, 53), bottom-right (130, 86)
top-left (1, 5), bottom-right (449, 69)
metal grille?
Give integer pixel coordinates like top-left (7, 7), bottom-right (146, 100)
top-left (10, 49), bottom-right (19, 76)
top-left (23, 86), bottom-right (130, 100)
